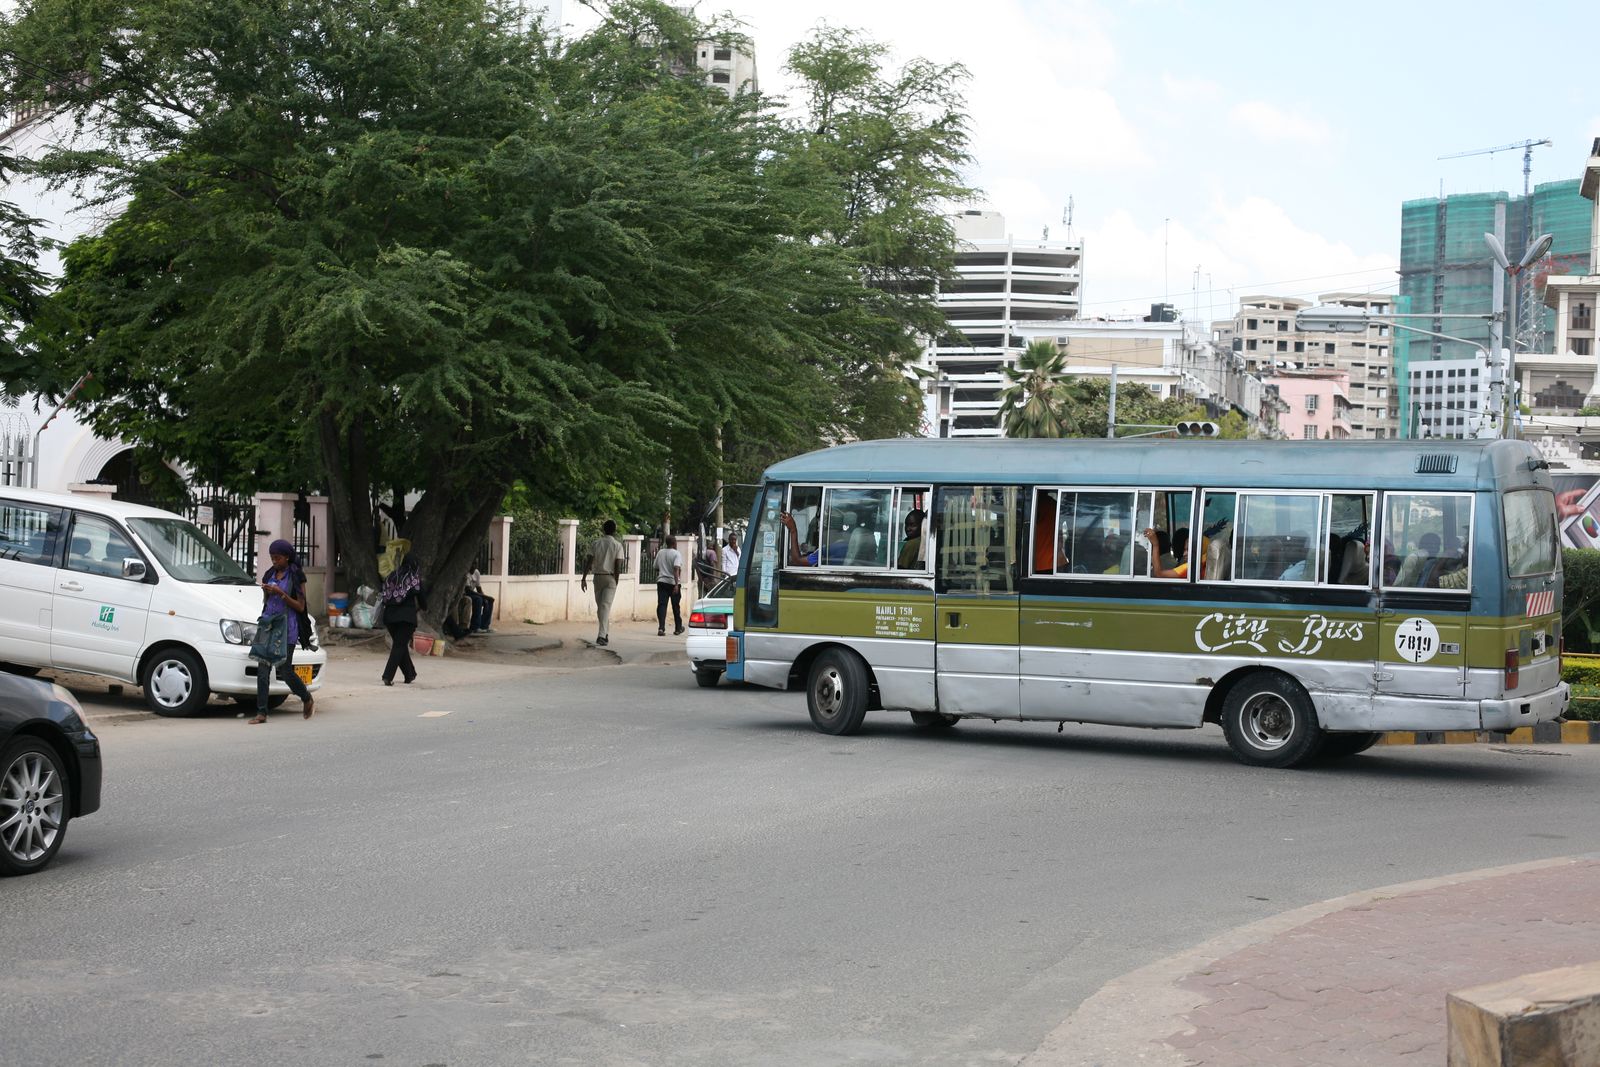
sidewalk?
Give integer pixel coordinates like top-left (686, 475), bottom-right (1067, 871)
top-left (1028, 856), bottom-right (1600, 1066)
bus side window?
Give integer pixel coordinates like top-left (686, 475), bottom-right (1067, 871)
top-left (1383, 492), bottom-right (1471, 591)
top-left (1199, 492), bottom-right (1237, 581)
top-left (936, 486), bottom-right (1017, 593)
top-left (1031, 489), bottom-right (1057, 574)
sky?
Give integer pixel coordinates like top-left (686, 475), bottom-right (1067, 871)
top-left (568, 0), bottom-right (1600, 324)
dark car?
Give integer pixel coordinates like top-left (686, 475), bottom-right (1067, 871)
top-left (1, 669), bottom-right (102, 875)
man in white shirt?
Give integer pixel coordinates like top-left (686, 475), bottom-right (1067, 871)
top-left (465, 566), bottom-right (495, 633)
top-left (580, 520), bottom-right (626, 646)
top-left (653, 535), bottom-right (684, 636)
top-left (720, 532), bottom-right (739, 581)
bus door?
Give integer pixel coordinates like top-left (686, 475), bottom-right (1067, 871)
top-left (934, 485), bottom-right (1020, 718)
top-left (1375, 490), bottom-right (1471, 700)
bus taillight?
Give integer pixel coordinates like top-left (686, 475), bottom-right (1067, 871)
top-left (1505, 649), bottom-right (1520, 690)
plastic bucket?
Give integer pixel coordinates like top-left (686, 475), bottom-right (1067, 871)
top-left (411, 633), bottom-right (434, 656)
top-left (328, 593), bottom-right (350, 613)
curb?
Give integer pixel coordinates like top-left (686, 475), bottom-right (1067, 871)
top-left (1020, 855), bottom-right (1597, 1067)
top-left (1380, 720), bottom-right (1600, 746)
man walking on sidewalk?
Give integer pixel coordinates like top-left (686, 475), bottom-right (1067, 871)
top-left (654, 535), bottom-right (685, 636)
top-left (580, 520), bottom-right (626, 646)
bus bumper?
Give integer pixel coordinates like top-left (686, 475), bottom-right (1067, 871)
top-left (1480, 682), bottom-right (1568, 731)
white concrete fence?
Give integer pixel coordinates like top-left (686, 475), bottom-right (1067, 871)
top-left (68, 484), bottom-right (715, 627)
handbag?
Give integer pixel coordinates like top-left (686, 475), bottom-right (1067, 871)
top-left (249, 612), bottom-right (290, 666)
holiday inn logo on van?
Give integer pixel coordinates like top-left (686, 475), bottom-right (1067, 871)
top-left (93, 606), bottom-right (117, 631)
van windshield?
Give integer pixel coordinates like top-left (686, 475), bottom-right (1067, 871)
top-left (127, 517), bottom-right (254, 584)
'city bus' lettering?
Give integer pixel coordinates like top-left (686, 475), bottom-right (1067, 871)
top-left (1194, 612), bottom-right (1365, 657)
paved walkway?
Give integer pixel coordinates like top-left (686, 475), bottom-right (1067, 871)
top-left (1028, 856), bottom-right (1600, 1066)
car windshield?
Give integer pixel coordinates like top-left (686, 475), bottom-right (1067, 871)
top-left (127, 517), bottom-right (254, 584)
top-left (708, 575), bottom-right (735, 599)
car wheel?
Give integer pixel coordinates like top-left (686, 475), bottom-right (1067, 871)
top-left (694, 667), bottom-right (722, 688)
top-left (806, 649), bottom-right (869, 736)
top-left (0, 737), bottom-right (70, 876)
top-left (1317, 731), bottom-right (1384, 760)
top-left (910, 712), bottom-right (960, 728)
top-left (141, 648), bottom-right (211, 717)
top-left (1219, 673), bottom-right (1323, 768)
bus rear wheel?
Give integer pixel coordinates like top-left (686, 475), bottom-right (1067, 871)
top-left (910, 712), bottom-right (959, 728)
top-left (807, 649), bottom-right (869, 736)
top-left (1220, 673), bottom-right (1323, 768)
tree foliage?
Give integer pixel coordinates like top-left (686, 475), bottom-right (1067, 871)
top-left (1, 0), bottom-right (973, 623)
top-left (998, 340), bottom-right (1087, 438)
top-left (0, 144), bottom-right (49, 392)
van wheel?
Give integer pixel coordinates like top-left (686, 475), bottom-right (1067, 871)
top-left (0, 737), bottom-right (70, 876)
top-left (1318, 732), bottom-right (1383, 760)
top-left (694, 667), bottom-right (722, 688)
top-left (1220, 673), bottom-right (1322, 768)
top-left (141, 649), bottom-right (210, 717)
top-left (910, 712), bottom-right (959, 728)
top-left (807, 649), bottom-right (869, 736)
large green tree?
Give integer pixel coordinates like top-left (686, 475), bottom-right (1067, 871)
top-left (998, 340), bottom-right (1088, 438)
top-left (2, 0), bottom-right (972, 623)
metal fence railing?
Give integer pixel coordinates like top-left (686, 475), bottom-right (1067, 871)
top-left (509, 523), bottom-right (563, 575)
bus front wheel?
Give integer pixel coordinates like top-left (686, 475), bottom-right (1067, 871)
top-left (807, 649), bottom-right (869, 735)
top-left (1220, 674), bottom-right (1323, 768)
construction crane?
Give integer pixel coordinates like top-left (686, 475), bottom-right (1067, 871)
top-left (1438, 138), bottom-right (1552, 198)
top-left (1439, 138), bottom-right (1554, 352)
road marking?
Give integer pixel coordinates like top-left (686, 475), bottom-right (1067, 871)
top-left (419, 711), bottom-right (451, 718)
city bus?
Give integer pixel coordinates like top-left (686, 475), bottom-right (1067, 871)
top-left (723, 437), bottom-right (1568, 767)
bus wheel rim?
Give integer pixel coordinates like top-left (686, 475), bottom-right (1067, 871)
top-left (814, 666), bottom-right (843, 719)
top-left (1242, 692), bottom-right (1294, 750)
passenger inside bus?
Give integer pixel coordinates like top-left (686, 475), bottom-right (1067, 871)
top-left (896, 509), bottom-right (925, 569)
top-left (1144, 525), bottom-right (1196, 578)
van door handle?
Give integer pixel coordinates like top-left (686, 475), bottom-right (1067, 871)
top-left (947, 612), bottom-right (961, 628)
top-left (58, 581), bottom-right (83, 592)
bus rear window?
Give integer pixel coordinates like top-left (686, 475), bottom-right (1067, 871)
top-left (1504, 490), bottom-right (1557, 577)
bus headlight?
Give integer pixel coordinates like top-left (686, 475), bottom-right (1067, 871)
top-left (220, 619), bottom-right (258, 645)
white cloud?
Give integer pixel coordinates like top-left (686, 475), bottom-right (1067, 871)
top-left (1161, 73), bottom-right (1223, 104)
top-left (1077, 197), bottom-right (1395, 321)
top-left (1229, 100), bottom-right (1334, 147)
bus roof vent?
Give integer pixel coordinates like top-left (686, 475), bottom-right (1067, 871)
top-left (1415, 454), bottom-right (1457, 475)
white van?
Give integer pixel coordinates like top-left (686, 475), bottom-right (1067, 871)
top-left (0, 488), bottom-right (327, 716)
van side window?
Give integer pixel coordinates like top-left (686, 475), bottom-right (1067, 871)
top-left (66, 514), bottom-right (140, 580)
top-left (0, 499), bottom-right (63, 567)
top-left (1383, 492), bottom-right (1471, 591)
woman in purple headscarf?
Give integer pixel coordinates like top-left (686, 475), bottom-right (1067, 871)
top-left (248, 538), bottom-right (315, 724)
top-left (380, 549), bottom-right (425, 686)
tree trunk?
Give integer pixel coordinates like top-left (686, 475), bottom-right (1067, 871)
top-left (318, 410), bottom-right (379, 592)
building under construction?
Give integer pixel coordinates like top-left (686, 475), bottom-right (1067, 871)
top-left (1399, 180), bottom-right (1592, 363)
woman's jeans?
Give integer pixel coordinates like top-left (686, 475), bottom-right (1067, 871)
top-left (384, 622), bottom-right (418, 683)
top-left (258, 647), bottom-right (313, 712)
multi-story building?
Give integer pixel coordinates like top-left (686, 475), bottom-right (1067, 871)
top-left (1542, 139), bottom-right (1600, 369)
top-left (1214, 293), bottom-right (1401, 438)
top-left (1407, 354), bottom-right (1492, 439)
top-left (1399, 181), bottom-right (1592, 363)
top-left (1266, 370), bottom-right (1352, 441)
top-left (921, 210), bottom-right (1083, 437)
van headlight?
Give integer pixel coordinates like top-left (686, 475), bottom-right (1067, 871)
top-left (220, 619), bottom-right (258, 645)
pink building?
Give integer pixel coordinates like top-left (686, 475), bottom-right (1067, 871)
top-left (1268, 371), bottom-right (1352, 441)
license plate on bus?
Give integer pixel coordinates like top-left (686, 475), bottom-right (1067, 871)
top-left (295, 665), bottom-right (314, 684)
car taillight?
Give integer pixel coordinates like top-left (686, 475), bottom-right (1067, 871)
top-left (1505, 648), bottom-right (1519, 690)
top-left (689, 611), bottom-right (709, 628)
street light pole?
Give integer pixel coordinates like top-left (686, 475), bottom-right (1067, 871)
top-left (1483, 231), bottom-right (1554, 440)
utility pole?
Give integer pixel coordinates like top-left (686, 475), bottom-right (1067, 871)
top-left (1106, 365), bottom-right (1118, 439)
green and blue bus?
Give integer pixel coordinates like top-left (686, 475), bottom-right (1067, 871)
top-left (725, 437), bottom-right (1568, 767)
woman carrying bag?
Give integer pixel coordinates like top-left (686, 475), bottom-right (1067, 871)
top-left (247, 539), bottom-right (315, 724)
top-left (381, 548), bottom-right (425, 686)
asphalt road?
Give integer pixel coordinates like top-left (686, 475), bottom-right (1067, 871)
top-left (8, 654), bottom-right (1600, 1066)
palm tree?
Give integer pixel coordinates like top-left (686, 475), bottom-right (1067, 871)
top-left (998, 340), bottom-right (1085, 438)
